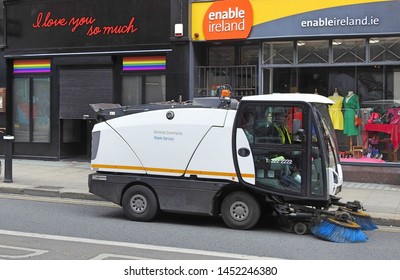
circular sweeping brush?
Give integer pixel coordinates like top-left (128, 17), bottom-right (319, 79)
top-left (311, 218), bottom-right (368, 243)
top-left (339, 207), bottom-right (378, 230)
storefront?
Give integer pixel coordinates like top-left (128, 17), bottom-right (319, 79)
top-left (190, 0), bottom-right (400, 165)
top-left (3, 0), bottom-right (190, 159)
top-left (2, 0), bottom-right (400, 168)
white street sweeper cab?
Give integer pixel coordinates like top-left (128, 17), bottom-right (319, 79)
top-left (88, 93), bottom-right (366, 236)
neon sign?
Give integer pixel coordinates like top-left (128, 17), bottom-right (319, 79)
top-left (32, 12), bottom-right (138, 36)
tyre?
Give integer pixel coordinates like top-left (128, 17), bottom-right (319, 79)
top-left (293, 222), bottom-right (308, 235)
top-left (221, 191), bottom-right (261, 230)
top-left (122, 185), bottom-right (159, 222)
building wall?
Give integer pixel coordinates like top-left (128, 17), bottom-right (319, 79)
top-left (3, 0), bottom-right (191, 159)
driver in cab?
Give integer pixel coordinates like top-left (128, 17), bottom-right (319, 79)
top-left (262, 108), bottom-right (292, 144)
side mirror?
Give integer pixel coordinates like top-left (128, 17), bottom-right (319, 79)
top-left (294, 128), bottom-right (306, 143)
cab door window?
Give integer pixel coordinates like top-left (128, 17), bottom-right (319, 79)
top-left (238, 104), bottom-right (307, 195)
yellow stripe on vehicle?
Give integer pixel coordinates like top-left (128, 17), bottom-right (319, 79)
top-left (186, 169), bottom-right (255, 179)
top-left (91, 164), bottom-right (255, 179)
top-left (91, 164), bottom-right (147, 171)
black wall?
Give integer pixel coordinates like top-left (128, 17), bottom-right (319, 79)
top-left (167, 0), bottom-right (190, 101)
top-left (4, 0), bottom-right (171, 55)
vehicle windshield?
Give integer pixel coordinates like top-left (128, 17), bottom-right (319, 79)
top-left (314, 104), bottom-right (340, 170)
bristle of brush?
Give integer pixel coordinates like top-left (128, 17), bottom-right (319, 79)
top-left (353, 216), bottom-right (378, 230)
top-left (311, 220), bottom-right (368, 243)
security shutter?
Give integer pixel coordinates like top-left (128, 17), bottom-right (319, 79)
top-left (59, 68), bottom-right (113, 119)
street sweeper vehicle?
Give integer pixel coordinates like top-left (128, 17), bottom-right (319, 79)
top-left (88, 93), bottom-right (376, 243)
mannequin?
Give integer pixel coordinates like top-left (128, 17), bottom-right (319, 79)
top-left (328, 88), bottom-right (344, 130)
top-left (343, 90), bottom-right (360, 137)
top-left (347, 90), bottom-right (354, 98)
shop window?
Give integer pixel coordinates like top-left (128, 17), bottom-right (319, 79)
top-left (262, 41), bottom-right (294, 65)
top-left (369, 37), bottom-right (400, 62)
top-left (333, 39), bottom-right (366, 63)
top-left (298, 68), bottom-right (329, 94)
top-left (267, 68), bottom-right (296, 93)
top-left (13, 77), bottom-right (50, 143)
top-left (297, 40), bottom-right (329, 64)
top-left (122, 75), bottom-right (165, 105)
top-left (144, 75), bottom-right (166, 103)
top-left (208, 46), bottom-right (235, 66)
top-left (240, 45), bottom-right (259, 65)
top-left (393, 68), bottom-right (400, 100)
top-left (122, 76), bottom-right (142, 105)
top-left (357, 67), bottom-right (384, 102)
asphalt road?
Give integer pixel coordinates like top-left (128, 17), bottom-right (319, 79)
top-left (0, 193), bottom-right (399, 260)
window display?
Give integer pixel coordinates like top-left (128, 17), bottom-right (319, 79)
top-left (362, 121), bottom-right (399, 162)
top-left (343, 90), bottom-right (360, 136)
top-left (328, 88), bottom-right (344, 130)
top-left (350, 99), bottom-right (400, 162)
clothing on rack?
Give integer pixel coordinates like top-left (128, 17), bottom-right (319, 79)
top-left (328, 90), bottom-right (344, 130)
top-left (343, 91), bottom-right (360, 136)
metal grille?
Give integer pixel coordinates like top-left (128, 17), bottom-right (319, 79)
top-left (333, 39), bottom-right (366, 63)
top-left (370, 37), bottom-right (400, 62)
top-left (297, 40), bottom-right (329, 64)
top-left (262, 41), bottom-right (294, 65)
top-left (194, 65), bottom-right (257, 98)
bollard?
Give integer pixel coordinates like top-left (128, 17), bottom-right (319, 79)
top-left (3, 135), bottom-right (14, 183)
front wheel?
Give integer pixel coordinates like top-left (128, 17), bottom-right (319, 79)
top-left (122, 185), bottom-right (159, 222)
top-left (221, 191), bottom-right (261, 230)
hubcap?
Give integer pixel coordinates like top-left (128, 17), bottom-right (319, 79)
top-left (130, 194), bottom-right (147, 214)
top-left (230, 201), bottom-right (249, 221)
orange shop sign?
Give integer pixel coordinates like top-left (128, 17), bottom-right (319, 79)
top-left (202, 0), bottom-right (253, 41)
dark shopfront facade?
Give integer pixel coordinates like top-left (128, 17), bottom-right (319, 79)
top-left (2, 0), bottom-right (191, 159)
top-left (190, 0), bottom-right (400, 179)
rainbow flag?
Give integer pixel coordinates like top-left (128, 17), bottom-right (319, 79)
top-left (123, 56), bottom-right (166, 71)
top-left (13, 60), bottom-right (51, 74)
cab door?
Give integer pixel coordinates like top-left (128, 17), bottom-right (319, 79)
top-left (234, 101), bottom-right (312, 198)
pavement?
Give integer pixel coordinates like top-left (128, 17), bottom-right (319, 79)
top-left (0, 158), bottom-right (399, 227)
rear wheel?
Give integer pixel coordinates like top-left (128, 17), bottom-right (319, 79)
top-left (122, 185), bottom-right (159, 222)
top-left (221, 191), bottom-right (261, 230)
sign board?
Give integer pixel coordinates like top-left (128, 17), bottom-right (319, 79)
top-left (191, 0), bottom-right (400, 41)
